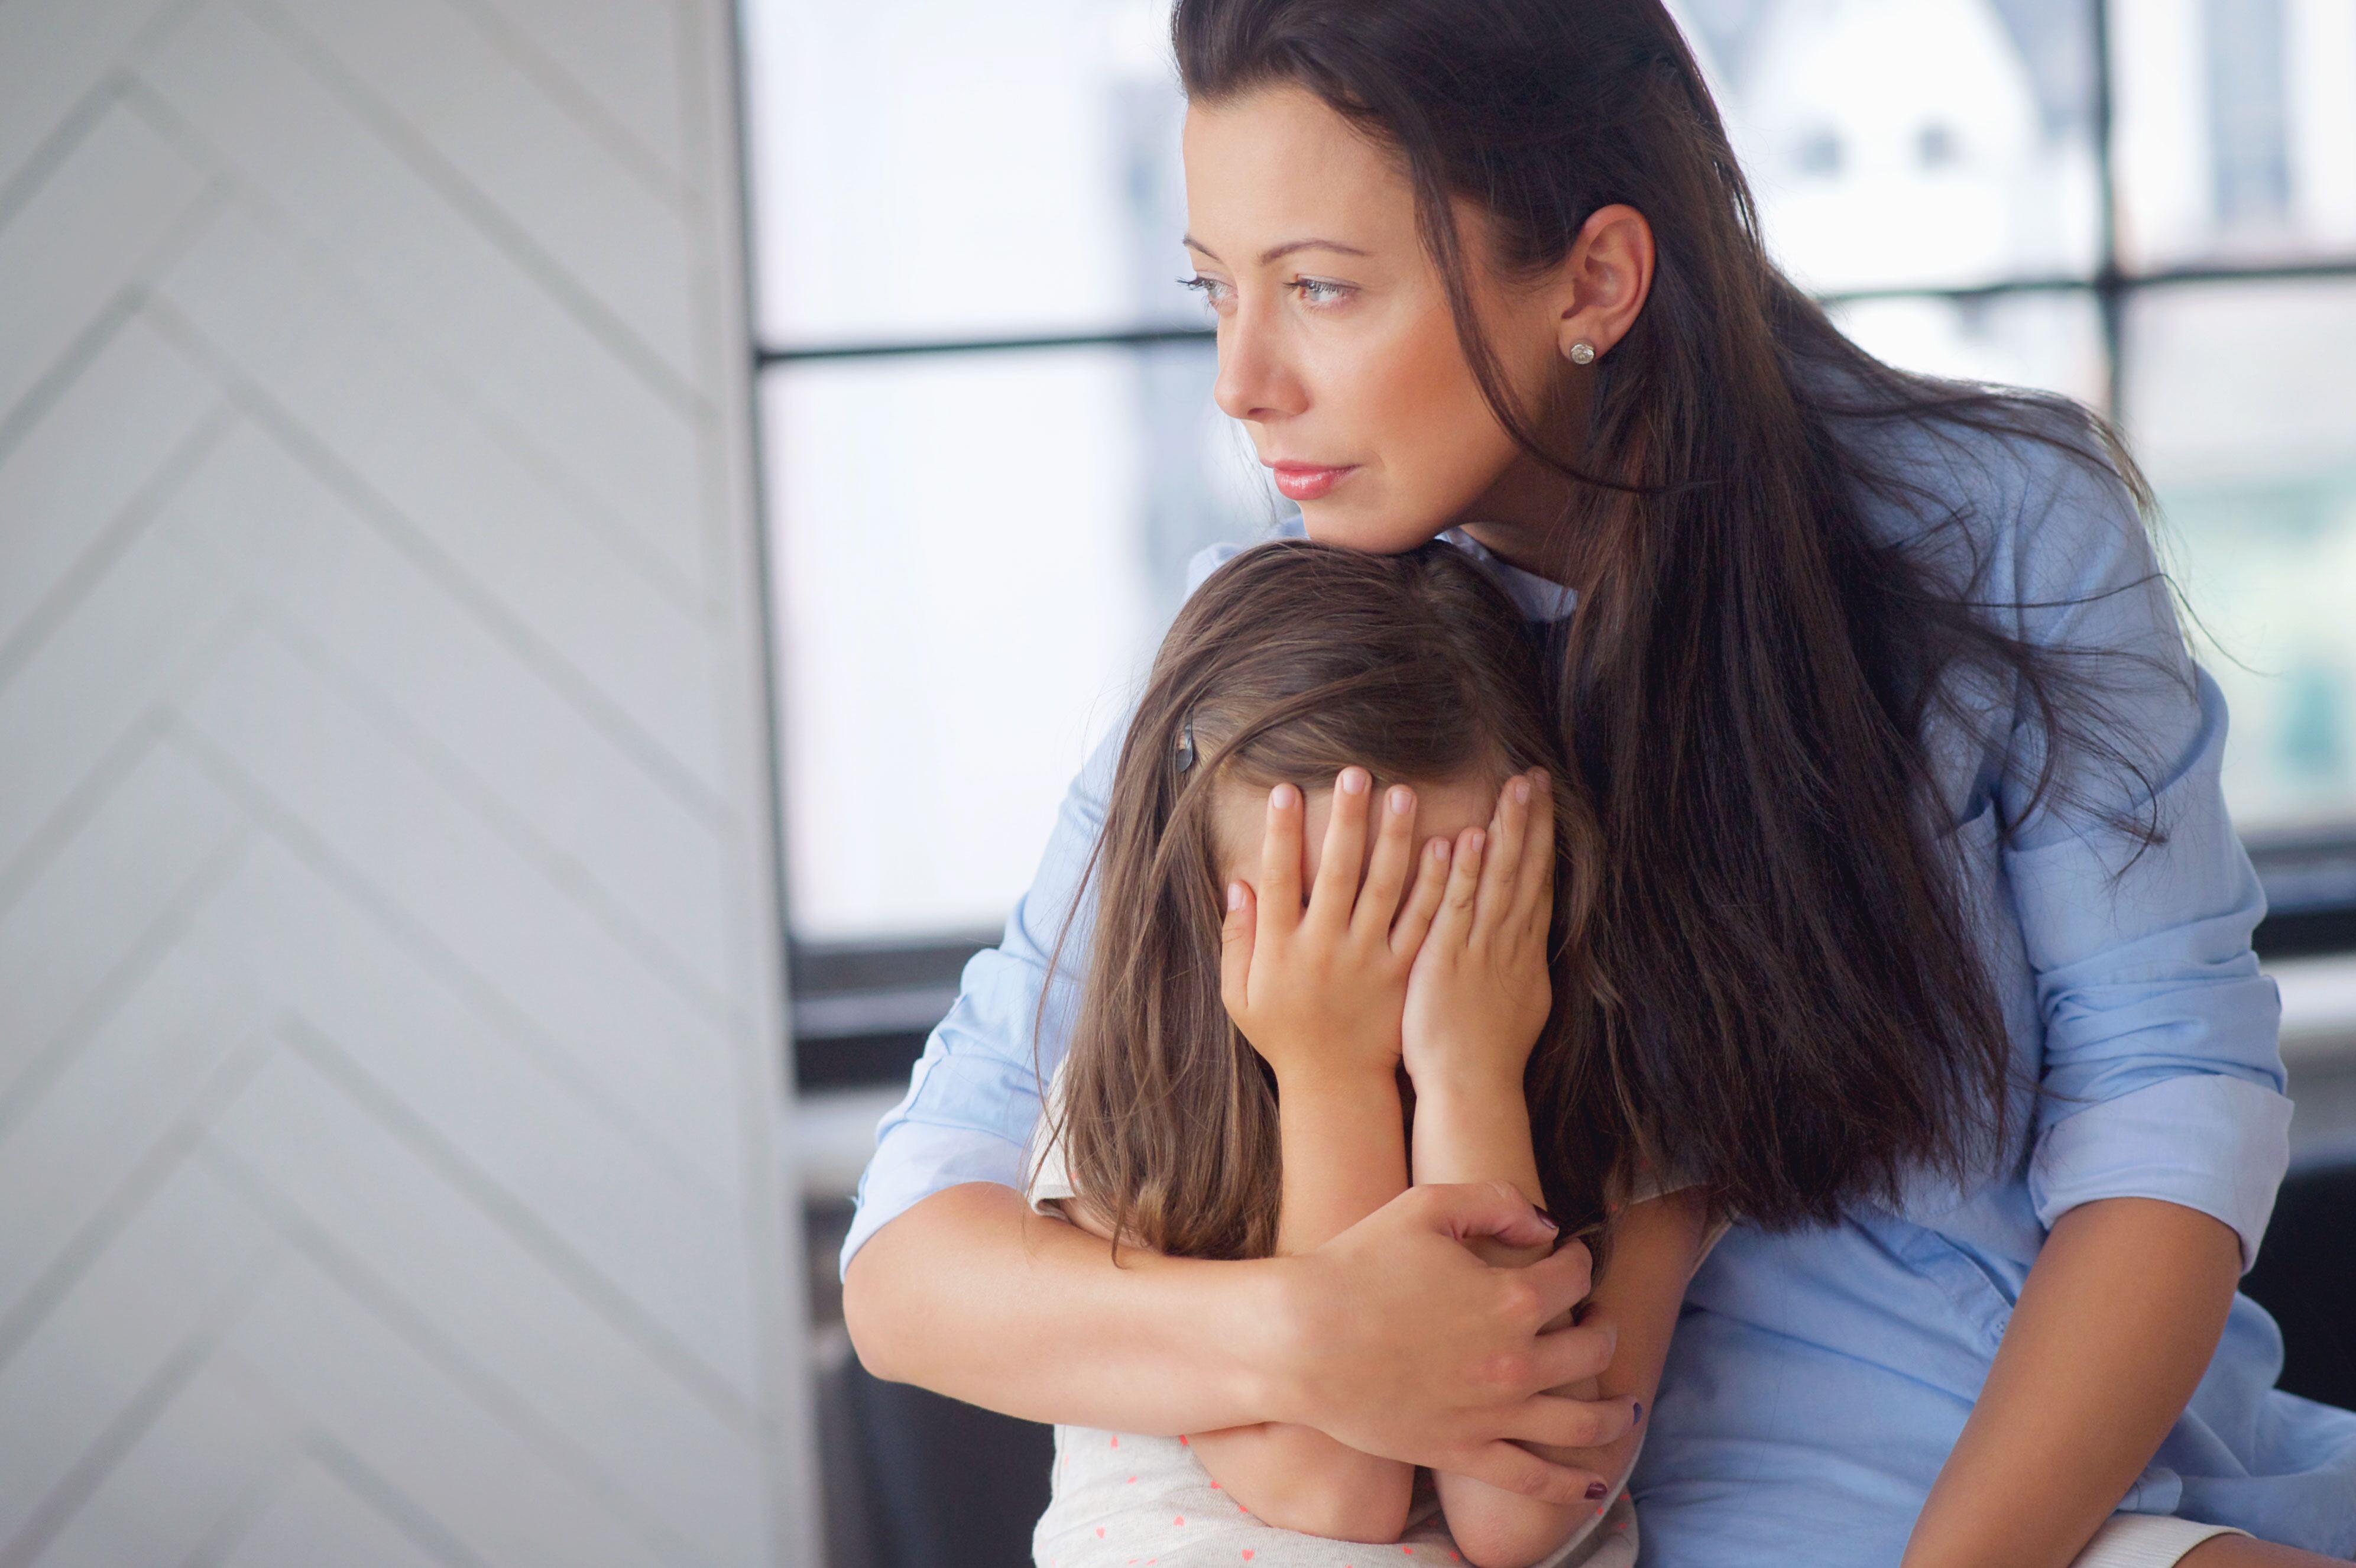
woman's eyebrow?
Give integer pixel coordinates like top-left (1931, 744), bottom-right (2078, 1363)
top-left (1182, 235), bottom-right (1373, 264)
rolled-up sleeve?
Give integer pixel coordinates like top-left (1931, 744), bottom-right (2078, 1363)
top-left (837, 536), bottom-right (1265, 1280)
top-left (2001, 448), bottom-right (2293, 1271)
top-left (835, 720), bottom-right (1117, 1279)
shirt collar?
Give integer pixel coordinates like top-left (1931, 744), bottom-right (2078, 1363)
top-left (1438, 526), bottom-right (1579, 624)
top-left (1268, 512), bottom-right (1579, 623)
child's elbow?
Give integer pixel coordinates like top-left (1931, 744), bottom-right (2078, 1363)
top-left (1448, 1510), bottom-right (1583, 1568)
top-left (1249, 1465), bottom-right (1416, 1544)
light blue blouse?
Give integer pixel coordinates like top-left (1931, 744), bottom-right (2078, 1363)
top-left (837, 412), bottom-right (2356, 1564)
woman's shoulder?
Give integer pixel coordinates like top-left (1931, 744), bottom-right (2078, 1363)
top-left (1834, 388), bottom-right (2156, 626)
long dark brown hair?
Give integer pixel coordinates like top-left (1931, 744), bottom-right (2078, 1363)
top-left (1173, 0), bottom-right (2190, 1226)
top-left (1036, 540), bottom-right (1621, 1261)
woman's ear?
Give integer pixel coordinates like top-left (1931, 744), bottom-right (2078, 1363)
top-left (1551, 203), bottom-right (1657, 364)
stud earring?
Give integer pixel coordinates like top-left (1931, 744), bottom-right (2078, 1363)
top-left (1567, 339), bottom-right (1598, 366)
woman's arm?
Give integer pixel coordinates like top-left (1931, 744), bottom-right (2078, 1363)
top-left (1893, 447), bottom-right (2297, 1565)
top-left (853, 1177), bottom-right (1620, 1496)
top-left (1900, 1197), bottom-right (2240, 1568)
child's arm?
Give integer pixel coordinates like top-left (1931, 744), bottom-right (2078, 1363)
top-left (1400, 771), bottom-right (1664, 1568)
top-left (1181, 1069), bottom-right (1421, 1540)
top-left (1165, 771), bottom-right (1447, 1540)
top-left (1898, 1196), bottom-right (2244, 1568)
top-left (1412, 1071), bottom-right (1707, 1568)
top-left (1527, 1185), bottom-right (1707, 1477)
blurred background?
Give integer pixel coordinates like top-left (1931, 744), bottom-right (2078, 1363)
top-left (3, 1), bottom-right (2353, 1566)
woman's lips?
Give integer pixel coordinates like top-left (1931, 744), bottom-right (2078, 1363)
top-left (1266, 461), bottom-right (1360, 502)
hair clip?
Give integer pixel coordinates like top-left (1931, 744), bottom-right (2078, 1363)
top-left (1174, 713), bottom-right (1196, 773)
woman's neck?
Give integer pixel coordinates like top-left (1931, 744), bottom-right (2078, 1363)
top-left (1454, 453), bottom-right (1582, 584)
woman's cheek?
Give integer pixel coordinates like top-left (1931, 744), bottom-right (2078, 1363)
top-left (1391, 420), bottom-right (1518, 533)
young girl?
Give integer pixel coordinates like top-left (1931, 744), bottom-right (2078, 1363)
top-left (1020, 539), bottom-right (1719, 1568)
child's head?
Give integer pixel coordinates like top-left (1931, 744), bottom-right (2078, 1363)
top-left (1164, 542), bottom-right (1573, 914)
top-left (1042, 539), bottom-right (1609, 1261)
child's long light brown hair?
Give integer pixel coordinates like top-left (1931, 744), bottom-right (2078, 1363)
top-left (1033, 539), bottom-right (1616, 1263)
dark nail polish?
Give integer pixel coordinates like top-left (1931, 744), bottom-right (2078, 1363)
top-left (1584, 1481), bottom-right (1607, 1501)
top-left (1632, 1401), bottom-right (1644, 1426)
top-left (1533, 1206), bottom-right (1559, 1231)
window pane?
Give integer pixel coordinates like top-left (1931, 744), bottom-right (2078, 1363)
top-left (1826, 289), bottom-right (2109, 409)
top-left (2112, 0), bottom-right (2356, 271)
top-left (2124, 279), bottom-right (2356, 831)
top-left (1683, 0), bottom-right (2102, 293)
top-left (739, 0), bottom-right (1200, 346)
top-left (762, 343), bottom-right (1274, 942)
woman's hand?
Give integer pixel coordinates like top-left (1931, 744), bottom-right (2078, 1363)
top-left (1221, 769), bottom-right (1450, 1089)
top-left (1401, 767), bottom-right (1555, 1093)
top-left (1265, 1181), bottom-right (1641, 1504)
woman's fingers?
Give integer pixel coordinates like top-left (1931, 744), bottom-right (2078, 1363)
top-left (1414, 1180), bottom-right (1568, 1256)
top-left (1258, 783), bottom-right (1305, 934)
top-left (1458, 1441), bottom-right (1613, 1509)
top-left (1353, 783), bottom-right (1418, 942)
top-left (1290, 1188), bottom-right (1630, 1511)
top-left (1218, 878), bottom-right (1256, 1017)
top-left (1503, 1389), bottom-right (1642, 1454)
top-left (1390, 835), bottom-right (1452, 957)
top-left (1516, 1235), bottom-right (1599, 1321)
top-left (1528, 1314), bottom-right (1621, 1391)
top-left (1306, 767), bottom-right (1371, 933)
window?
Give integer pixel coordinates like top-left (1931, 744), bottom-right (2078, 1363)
top-left (738, 0), bottom-right (2356, 1083)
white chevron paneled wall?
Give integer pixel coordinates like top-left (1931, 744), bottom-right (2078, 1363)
top-left (0, 0), bottom-right (815, 1563)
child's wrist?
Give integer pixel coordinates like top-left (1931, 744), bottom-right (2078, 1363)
top-left (1403, 1052), bottom-right (1530, 1105)
top-left (1271, 1055), bottom-right (1402, 1100)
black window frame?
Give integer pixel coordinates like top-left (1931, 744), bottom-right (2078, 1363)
top-left (741, 0), bottom-right (2356, 1091)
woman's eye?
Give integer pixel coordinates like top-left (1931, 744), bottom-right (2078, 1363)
top-left (1179, 274), bottom-right (1233, 309)
top-left (1291, 277), bottom-right (1354, 307)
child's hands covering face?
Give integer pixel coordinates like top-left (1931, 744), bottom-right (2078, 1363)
top-left (1401, 767), bottom-right (1556, 1092)
top-left (1220, 769), bottom-right (1451, 1088)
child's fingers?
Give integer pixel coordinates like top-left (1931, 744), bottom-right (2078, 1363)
top-left (1431, 825), bottom-right (1485, 948)
top-left (1306, 766), bottom-right (1370, 934)
top-left (1258, 783), bottom-right (1305, 935)
top-left (1470, 773), bottom-right (1528, 945)
top-left (1218, 879), bottom-right (1256, 1018)
top-left (1353, 784), bottom-right (1418, 943)
top-left (1389, 835), bottom-right (1452, 957)
top-left (1511, 769), bottom-right (1557, 934)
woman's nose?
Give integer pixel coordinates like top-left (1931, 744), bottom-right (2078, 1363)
top-left (1212, 303), bottom-right (1303, 423)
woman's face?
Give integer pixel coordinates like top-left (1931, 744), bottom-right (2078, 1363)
top-left (1180, 85), bottom-right (1574, 553)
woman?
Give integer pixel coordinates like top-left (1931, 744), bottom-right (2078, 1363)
top-left (838, 2), bottom-right (2356, 1564)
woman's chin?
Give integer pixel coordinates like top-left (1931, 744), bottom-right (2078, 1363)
top-left (1297, 497), bottom-right (1450, 556)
